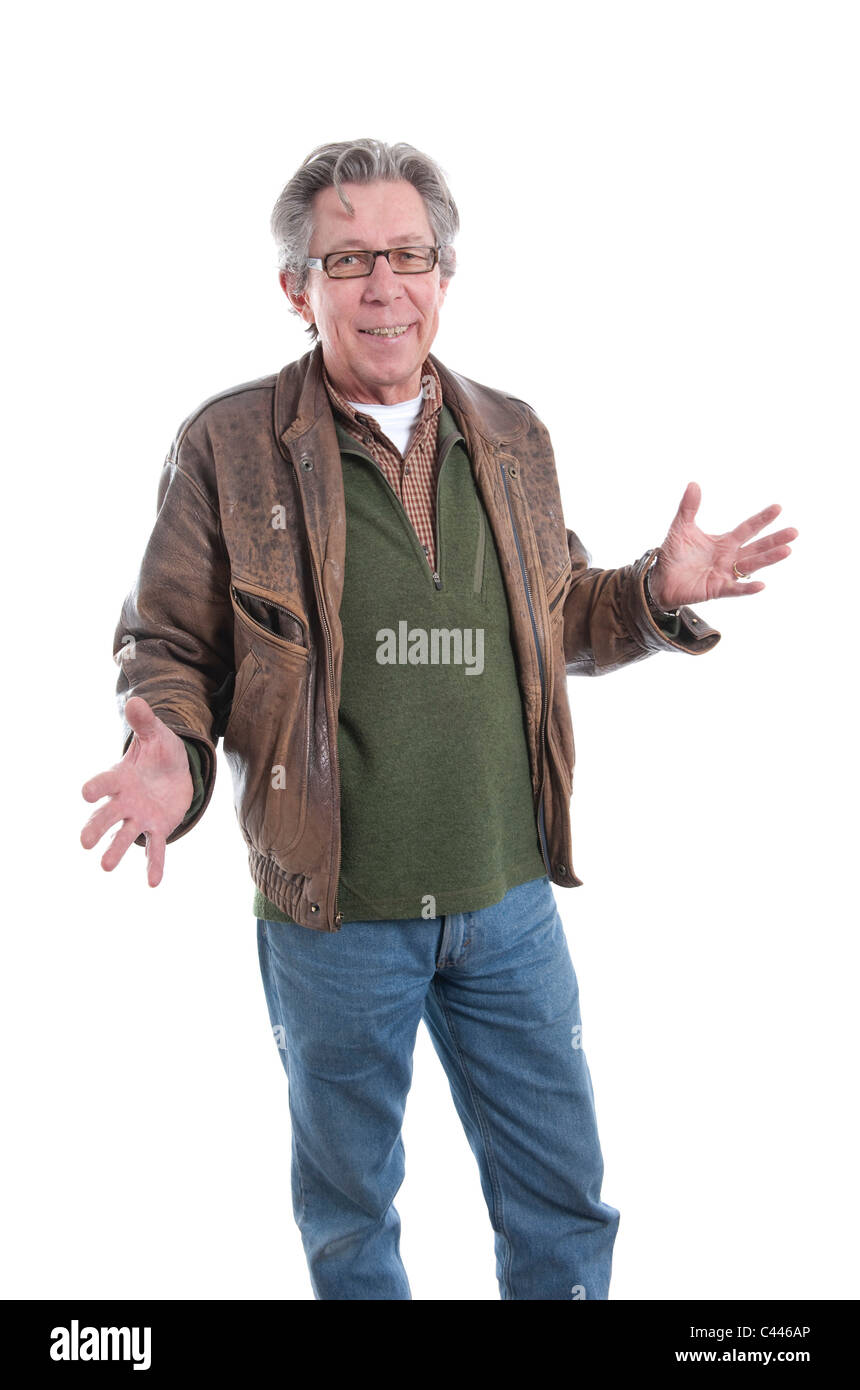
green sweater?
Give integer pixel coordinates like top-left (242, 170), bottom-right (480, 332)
top-left (180, 408), bottom-right (681, 923)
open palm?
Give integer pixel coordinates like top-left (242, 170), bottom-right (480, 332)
top-left (648, 482), bottom-right (798, 610)
top-left (80, 696), bottom-right (193, 887)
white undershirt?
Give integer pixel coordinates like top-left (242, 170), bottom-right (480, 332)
top-left (347, 390), bottom-right (424, 458)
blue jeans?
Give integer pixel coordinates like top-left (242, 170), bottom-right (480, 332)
top-left (256, 873), bottom-right (620, 1300)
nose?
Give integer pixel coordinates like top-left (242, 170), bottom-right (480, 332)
top-left (361, 253), bottom-right (404, 299)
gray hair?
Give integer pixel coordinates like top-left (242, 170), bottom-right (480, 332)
top-left (270, 138), bottom-right (460, 344)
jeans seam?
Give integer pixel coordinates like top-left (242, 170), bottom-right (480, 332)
top-left (261, 923), bottom-right (308, 1225)
top-left (431, 979), bottom-right (516, 1299)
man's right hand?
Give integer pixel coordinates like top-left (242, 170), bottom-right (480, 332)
top-left (80, 696), bottom-right (195, 887)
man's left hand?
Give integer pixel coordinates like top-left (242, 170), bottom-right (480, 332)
top-left (648, 481), bottom-right (798, 610)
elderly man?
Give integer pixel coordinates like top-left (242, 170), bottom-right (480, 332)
top-left (81, 139), bottom-right (797, 1301)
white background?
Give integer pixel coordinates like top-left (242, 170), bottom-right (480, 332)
top-left (2, 0), bottom-right (857, 1300)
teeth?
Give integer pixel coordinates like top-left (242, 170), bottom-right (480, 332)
top-left (361, 325), bottom-right (409, 337)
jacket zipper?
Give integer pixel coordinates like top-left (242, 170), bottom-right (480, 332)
top-left (290, 451), bottom-right (343, 932)
top-left (499, 459), bottom-right (552, 878)
top-left (312, 559), bottom-right (343, 931)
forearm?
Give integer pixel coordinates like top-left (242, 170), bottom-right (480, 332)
top-left (562, 534), bottom-right (721, 673)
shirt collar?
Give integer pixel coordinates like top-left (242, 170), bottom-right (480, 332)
top-left (322, 357), bottom-right (443, 437)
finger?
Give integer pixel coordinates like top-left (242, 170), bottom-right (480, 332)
top-left (714, 580), bottom-right (767, 598)
top-left (100, 819), bottom-right (141, 872)
top-left (737, 526), bottom-right (798, 560)
top-left (731, 503), bottom-right (782, 545)
top-left (82, 771), bottom-right (122, 802)
top-left (80, 800), bottom-right (127, 850)
top-left (675, 481), bottom-right (701, 525)
top-left (734, 543), bottom-right (793, 575)
top-left (145, 833), bottom-right (166, 888)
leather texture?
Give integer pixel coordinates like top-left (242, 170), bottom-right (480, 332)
top-left (114, 342), bottom-right (721, 931)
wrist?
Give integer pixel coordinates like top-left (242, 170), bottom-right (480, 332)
top-left (645, 559), bottom-right (680, 617)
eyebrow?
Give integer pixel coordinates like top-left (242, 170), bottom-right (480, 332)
top-left (326, 234), bottom-right (428, 251)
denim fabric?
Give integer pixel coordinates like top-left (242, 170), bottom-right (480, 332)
top-left (256, 873), bottom-right (620, 1300)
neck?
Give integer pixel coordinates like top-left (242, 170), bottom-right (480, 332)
top-left (324, 358), bottom-right (424, 406)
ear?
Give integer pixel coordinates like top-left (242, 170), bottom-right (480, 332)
top-left (438, 245), bottom-right (455, 301)
top-left (279, 269), bottom-right (315, 326)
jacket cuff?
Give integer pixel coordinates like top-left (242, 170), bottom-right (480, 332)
top-left (120, 713), bottom-right (217, 847)
top-left (626, 549), bottom-right (722, 655)
top-left (181, 740), bottom-right (207, 824)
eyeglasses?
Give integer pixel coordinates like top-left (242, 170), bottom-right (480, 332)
top-left (306, 245), bottom-right (441, 279)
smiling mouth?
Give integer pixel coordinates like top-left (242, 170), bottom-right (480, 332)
top-left (359, 324), bottom-right (413, 337)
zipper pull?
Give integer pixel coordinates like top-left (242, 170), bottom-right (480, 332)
top-left (424, 544), bottom-right (442, 589)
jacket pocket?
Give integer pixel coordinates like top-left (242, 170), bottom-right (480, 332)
top-left (213, 649), bottom-right (262, 742)
top-left (224, 584), bottom-right (312, 860)
top-left (545, 559), bottom-right (572, 618)
top-left (230, 582), bottom-right (309, 654)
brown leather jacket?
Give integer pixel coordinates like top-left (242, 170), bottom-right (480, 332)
top-left (114, 342), bottom-right (720, 931)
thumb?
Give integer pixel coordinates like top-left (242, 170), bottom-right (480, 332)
top-left (124, 696), bottom-right (161, 742)
top-left (676, 481), bottom-right (701, 525)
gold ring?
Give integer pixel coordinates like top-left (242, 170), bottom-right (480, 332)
top-left (733, 560), bottom-right (751, 580)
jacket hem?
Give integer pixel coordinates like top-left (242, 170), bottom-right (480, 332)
top-left (248, 847), bottom-right (332, 932)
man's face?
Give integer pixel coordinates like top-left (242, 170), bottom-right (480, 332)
top-left (281, 179), bottom-right (450, 405)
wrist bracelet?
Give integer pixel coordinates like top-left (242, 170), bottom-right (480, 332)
top-left (645, 561), bottom-right (681, 619)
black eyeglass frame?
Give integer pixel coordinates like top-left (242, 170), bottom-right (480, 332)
top-left (305, 245), bottom-right (441, 278)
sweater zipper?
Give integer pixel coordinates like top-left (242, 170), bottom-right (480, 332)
top-left (499, 459), bottom-right (552, 878)
top-left (424, 429), bottom-right (463, 589)
top-left (344, 430), bottom-right (463, 591)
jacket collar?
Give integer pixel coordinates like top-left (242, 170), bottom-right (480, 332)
top-left (274, 341), bottom-right (530, 450)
